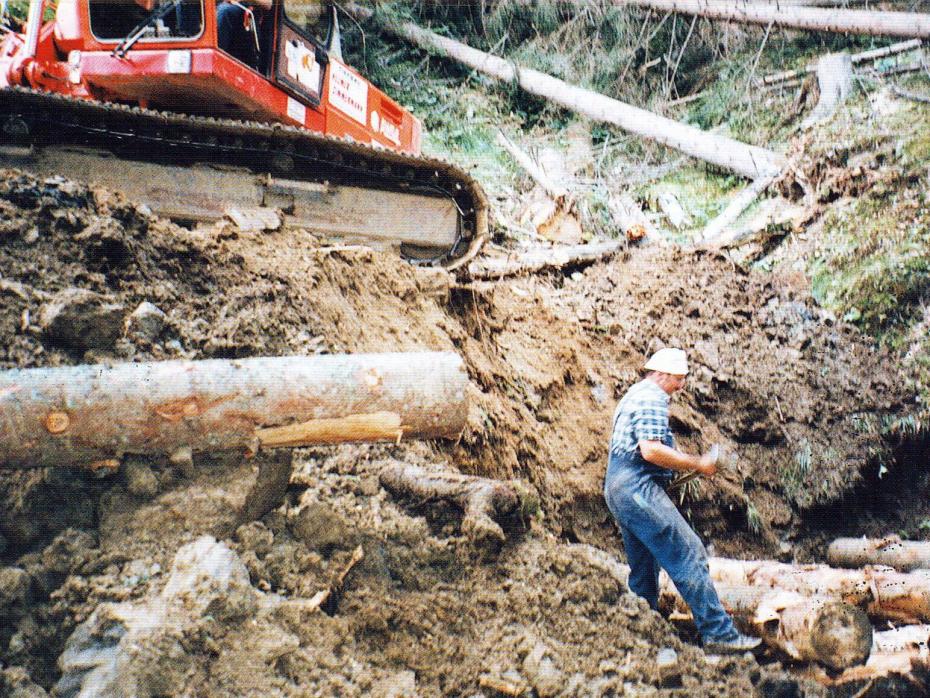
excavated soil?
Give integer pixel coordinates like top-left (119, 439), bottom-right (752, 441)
top-left (0, 168), bottom-right (918, 696)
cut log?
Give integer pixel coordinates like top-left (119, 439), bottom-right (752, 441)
top-left (661, 581), bottom-right (872, 668)
top-left (801, 53), bottom-right (854, 129)
top-left (805, 626), bottom-right (930, 690)
top-left (829, 537), bottom-right (930, 572)
top-left (709, 557), bottom-right (930, 623)
top-left (608, 194), bottom-right (658, 242)
top-left (0, 353), bottom-right (468, 469)
top-left (872, 624), bottom-right (930, 654)
top-left (379, 464), bottom-right (538, 551)
top-left (612, 0), bottom-right (930, 39)
top-left (345, 3), bottom-right (784, 180)
top-left (467, 241), bottom-right (625, 280)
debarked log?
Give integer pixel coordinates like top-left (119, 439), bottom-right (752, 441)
top-left (828, 537), bottom-right (930, 573)
top-left (0, 353), bottom-right (468, 469)
top-left (661, 582), bottom-right (872, 668)
top-left (709, 557), bottom-right (930, 623)
top-left (379, 464), bottom-right (538, 551)
top-left (806, 625), bottom-right (930, 689)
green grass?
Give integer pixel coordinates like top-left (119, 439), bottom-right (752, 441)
top-left (782, 439), bottom-right (813, 507)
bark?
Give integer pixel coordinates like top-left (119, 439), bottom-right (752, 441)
top-left (467, 241), bottom-right (625, 280)
top-left (379, 464), bottom-right (537, 551)
top-left (345, 3), bottom-right (783, 180)
top-left (828, 537), bottom-right (930, 572)
top-left (709, 557), bottom-right (930, 623)
top-left (661, 582), bottom-right (872, 668)
top-left (0, 353), bottom-right (468, 469)
top-left (612, 0), bottom-right (930, 38)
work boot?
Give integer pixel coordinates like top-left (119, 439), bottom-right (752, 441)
top-left (703, 632), bottom-right (763, 655)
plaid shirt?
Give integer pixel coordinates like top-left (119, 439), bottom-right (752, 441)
top-left (609, 378), bottom-right (670, 456)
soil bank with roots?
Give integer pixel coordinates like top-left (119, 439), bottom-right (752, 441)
top-left (0, 169), bottom-right (917, 695)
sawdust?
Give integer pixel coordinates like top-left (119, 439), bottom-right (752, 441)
top-left (0, 167), bottom-right (915, 695)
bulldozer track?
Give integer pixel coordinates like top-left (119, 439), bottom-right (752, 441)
top-left (0, 87), bottom-right (487, 266)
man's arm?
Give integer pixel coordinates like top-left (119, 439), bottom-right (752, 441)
top-left (639, 440), bottom-right (717, 476)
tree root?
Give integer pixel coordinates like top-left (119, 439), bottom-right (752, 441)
top-left (379, 464), bottom-right (538, 552)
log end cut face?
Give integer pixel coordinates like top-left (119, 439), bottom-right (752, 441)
top-left (811, 602), bottom-right (873, 670)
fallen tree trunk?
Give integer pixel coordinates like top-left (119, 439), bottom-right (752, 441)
top-left (467, 240), bottom-right (625, 280)
top-left (345, 3), bottom-right (783, 180)
top-left (709, 557), bottom-right (930, 623)
top-left (829, 537), bottom-right (930, 572)
top-left (0, 353), bottom-right (468, 469)
top-left (379, 464), bottom-right (538, 551)
top-left (661, 582), bottom-right (872, 668)
top-left (613, 0), bottom-right (930, 38)
top-left (700, 176), bottom-right (776, 243)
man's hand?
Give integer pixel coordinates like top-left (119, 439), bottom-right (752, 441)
top-left (697, 452), bottom-right (718, 477)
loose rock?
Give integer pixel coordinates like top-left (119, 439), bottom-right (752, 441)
top-left (37, 288), bottom-right (125, 350)
top-left (122, 458), bottom-right (159, 499)
top-left (125, 301), bottom-right (166, 343)
top-left (290, 499), bottom-right (350, 554)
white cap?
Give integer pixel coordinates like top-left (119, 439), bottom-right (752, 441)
top-left (644, 347), bottom-right (689, 376)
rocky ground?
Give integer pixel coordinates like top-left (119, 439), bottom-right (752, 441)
top-left (0, 167), bottom-right (923, 696)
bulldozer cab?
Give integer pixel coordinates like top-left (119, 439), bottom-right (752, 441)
top-left (88, 0), bottom-right (204, 41)
top-left (85, 0), bottom-right (341, 81)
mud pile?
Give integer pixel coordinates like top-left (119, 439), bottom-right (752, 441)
top-left (0, 168), bottom-right (912, 695)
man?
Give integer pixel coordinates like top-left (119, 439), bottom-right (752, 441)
top-left (604, 347), bottom-right (761, 654)
top-left (216, 0), bottom-right (274, 73)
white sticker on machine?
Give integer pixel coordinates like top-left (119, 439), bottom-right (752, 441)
top-left (328, 60), bottom-right (367, 125)
top-left (285, 39), bottom-right (321, 93)
top-left (286, 96), bottom-right (306, 125)
top-left (166, 50), bottom-right (191, 74)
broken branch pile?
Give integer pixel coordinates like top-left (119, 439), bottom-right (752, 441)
top-left (0, 353), bottom-right (468, 469)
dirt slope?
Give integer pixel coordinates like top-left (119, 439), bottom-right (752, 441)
top-left (0, 168), bottom-right (914, 695)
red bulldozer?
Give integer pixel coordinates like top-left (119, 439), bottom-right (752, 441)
top-left (0, 0), bottom-right (486, 264)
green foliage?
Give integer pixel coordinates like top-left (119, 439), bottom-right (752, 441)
top-left (745, 499), bottom-right (763, 536)
top-left (809, 189), bottom-right (930, 337)
top-left (781, 440), bottom-right (813, 507)
top-left (3, 0), bottom-right (30, 24)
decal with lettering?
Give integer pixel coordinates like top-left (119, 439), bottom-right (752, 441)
top-left (328, 60), bottom-right (367, 125)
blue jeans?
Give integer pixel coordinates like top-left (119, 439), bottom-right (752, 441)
top-left (604, 450), bottom-right (738, 643)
